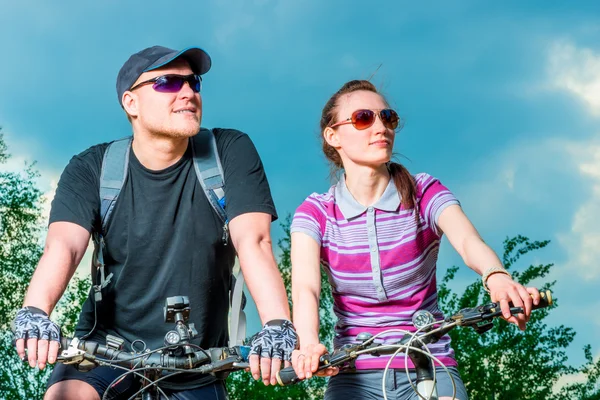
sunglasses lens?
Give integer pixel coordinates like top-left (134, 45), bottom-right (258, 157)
top-left (191, 75), bottom-right (202, 93)
top-left (152, 75), bottom-right (201, 93)
top-left (352, 110), bottom-right (376, 130)
top-left (380, 109), bottom-right (399, 129)
top-left (153, 76), bottom-right (185, 93)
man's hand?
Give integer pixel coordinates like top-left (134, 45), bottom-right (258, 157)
top-left (249, 319), bottom-right (298, 386)
top-left (12, 306), bottom-right (61, 370)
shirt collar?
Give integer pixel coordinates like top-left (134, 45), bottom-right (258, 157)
top-left (334, 175), bottom-right (401, 220)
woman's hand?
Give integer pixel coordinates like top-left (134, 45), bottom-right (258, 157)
top-left (486, 273), bottom-right (541, 331)
top-left (291, 343), bottom-right (339, 380)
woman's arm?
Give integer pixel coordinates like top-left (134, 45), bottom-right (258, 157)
top-left (291, 232), bottom-right (336, 379)
top-left (437, 205), bottom-right (540, 330)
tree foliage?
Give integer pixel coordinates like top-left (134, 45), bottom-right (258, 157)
top-left (438, 235), bottom-right (600, 400)
top-left (0, 131), bottom-right (90, 400)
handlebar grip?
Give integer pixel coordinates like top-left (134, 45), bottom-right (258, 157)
top-left (276, 353), bottom-right (333, 386)
top-left (60, 337), bottom-right (72, 349)
top-left (532, 290), bottom-right (552, 310)
top-left (276, 366), bottom-right (300, 386)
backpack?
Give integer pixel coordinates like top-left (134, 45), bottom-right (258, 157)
top-left (90, 128), bottom-right (247, 346)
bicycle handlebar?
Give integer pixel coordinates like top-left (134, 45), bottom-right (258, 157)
top-left (57, 337), bottom-right (251, 375)
top-left (276, 289), bottom-right (552, 386)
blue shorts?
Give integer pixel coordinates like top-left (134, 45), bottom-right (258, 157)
top-left (47, 363), bottom-right (228, 399)
top-left (325, 367), bottom-right (468, 400)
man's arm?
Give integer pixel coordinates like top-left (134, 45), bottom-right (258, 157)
top-left (228, 212), bottom-right (292, 385)
top-left (229, 212), bottom-right (289, 322)
top-left (16, 221), bottom-right (90, 369)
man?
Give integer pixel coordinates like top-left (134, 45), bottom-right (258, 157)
top-left (13, 45), bottom-right (297, 399)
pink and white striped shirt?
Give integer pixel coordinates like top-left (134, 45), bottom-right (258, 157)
top-left (291, 173), bottom-right (460, 369)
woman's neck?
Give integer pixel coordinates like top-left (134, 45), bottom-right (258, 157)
top-left (343, 163), bottom-right (390, 207)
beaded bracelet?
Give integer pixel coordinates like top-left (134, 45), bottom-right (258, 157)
top-left (482, 266), bottom-right (512, 293)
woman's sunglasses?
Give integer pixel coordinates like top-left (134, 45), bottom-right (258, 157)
top-left (330, 109), bottom-right (399, 130)
top-left (129, 74), bottom-right (202, 93)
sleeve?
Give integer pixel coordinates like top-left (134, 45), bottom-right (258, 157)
top-left (290, 195), bottom-right (325, 246)
top-left (48, 145), bottom-right (105, 232)
top-left (215, 129), bottom-right (278, 222)
top-left (415, 173), bottom-right (460, 236)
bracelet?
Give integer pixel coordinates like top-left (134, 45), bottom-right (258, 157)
top-left (482, 266), bottom-right (512, 293)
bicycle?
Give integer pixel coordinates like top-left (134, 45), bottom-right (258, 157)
top-left (57, 295), bottom-right (251, 400)
top-left (276, 290), bottom-right (553, 400)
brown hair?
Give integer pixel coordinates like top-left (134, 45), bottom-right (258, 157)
top-left (320, 80), bottom-right (417, 211)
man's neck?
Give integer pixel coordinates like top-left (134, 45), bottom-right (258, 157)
top-left (131, 130), bottom-right (189, 171)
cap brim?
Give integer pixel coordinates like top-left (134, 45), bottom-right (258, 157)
top-left (144, 47), bottom-right (212, 75)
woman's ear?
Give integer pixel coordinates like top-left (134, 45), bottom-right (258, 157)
top-left (323, 126), bottom-right (341, 148)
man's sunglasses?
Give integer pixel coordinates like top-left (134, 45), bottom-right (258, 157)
top-left (129, 74), bottom-right (202, 93)
top-left (330, 109), bottom-right (399, 130)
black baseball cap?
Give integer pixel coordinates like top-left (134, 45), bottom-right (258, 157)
top-left (116, 45), bottom-right (211, 106)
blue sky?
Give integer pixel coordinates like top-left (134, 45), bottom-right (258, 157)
top-left (1, 0), bottom-right (599, 385)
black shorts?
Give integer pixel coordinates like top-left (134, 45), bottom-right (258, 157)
top-left (47, 363), bottom-right (228, 399)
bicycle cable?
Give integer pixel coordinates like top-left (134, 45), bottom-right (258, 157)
top-left (400, 320), bottom-right (456, 400)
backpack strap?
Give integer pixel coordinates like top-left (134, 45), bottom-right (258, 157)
top-left (190, 129), bottom-right (227, 227)
top-left (92, 131), bottom-right (246, 345)
top-left (229, 271), bottom-right (246, 346)
top-left (91, 137), bottom-right (132, 302)
top-left (190, 129), bottom-right (246, 346)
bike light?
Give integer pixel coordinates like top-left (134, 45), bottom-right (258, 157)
top-left (356, 332), bottom-right (373, 343)
top-left (164, 330), bottom-right (181, 346)
top-left (412, 310), bottom-right (435, 330)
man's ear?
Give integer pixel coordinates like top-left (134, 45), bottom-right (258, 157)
top-left (323, 126), bottom-right (341, 148)
top-left (122, 91), bottom-right (139, 118)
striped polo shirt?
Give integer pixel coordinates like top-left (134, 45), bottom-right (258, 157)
top-left (291, 173), bottom-right (460, 369)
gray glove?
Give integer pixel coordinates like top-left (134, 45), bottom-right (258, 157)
top-left (12, 306), bottom-right (61, 342)
top-left (249, 319), bottom-right (298, 361)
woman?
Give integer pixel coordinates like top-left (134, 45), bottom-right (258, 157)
top-left (289, 80), bottom-right (540, 400)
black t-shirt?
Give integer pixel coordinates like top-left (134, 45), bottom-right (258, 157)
top-left (49, 128), bottom-right (277, 388)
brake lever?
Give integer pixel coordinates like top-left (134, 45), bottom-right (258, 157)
top-left (57, 338), bottom-right (98, 372)
top-left (451, 302), bottom-right (525, 333)
top-left (56, 353), bottom-right (85, 365)
top-left (57, 337), bottom-right (87, 365)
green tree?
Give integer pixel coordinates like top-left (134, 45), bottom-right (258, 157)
top-left (0, 131), bottom-right (90, 399)
top-left (226, 215), bottom-right (335, 399)
top-left (438, 235), bottom-right (600, 399)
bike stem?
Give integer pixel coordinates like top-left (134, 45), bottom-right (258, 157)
top-left (408, 344), bottom-right (439, 400)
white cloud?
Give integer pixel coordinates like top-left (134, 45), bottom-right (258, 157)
top-left (40, 179), bottom-right (58, 223)
top-left (553, 347), bottom-right (600, 393)
top-left (553, 371), bottom-right (588, 393)
top-left (1, 133), bottom-right (61, 211)
top-left (446, 130), bottom-right (600, 284)
top-left (557, 141), bottom-right (600, 280)
top-left (548, 40), bottom-right (600, 115)
top-left (548, 40), bottom-right (600, 280)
